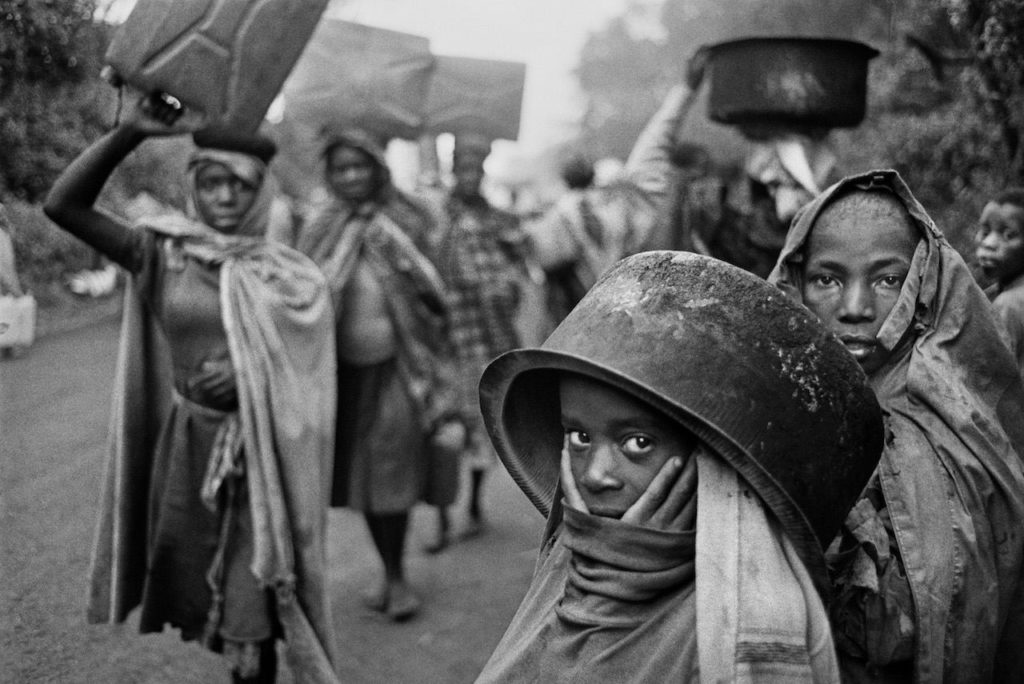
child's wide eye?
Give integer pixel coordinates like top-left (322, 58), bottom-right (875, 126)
top-left (565, 430), bottom-right (590, 449)
top-left (877, 274), bottom-right (905, 290)
top-left (809, 273), bottom-right (839, 289)
top-left (622, 434), bottom-right (655, 456)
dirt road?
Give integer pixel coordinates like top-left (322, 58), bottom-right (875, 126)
top-left (1, 319), bottom-right (541, 683)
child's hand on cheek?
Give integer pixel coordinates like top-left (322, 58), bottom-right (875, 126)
top-left (560, 446), bottom-right (590, 514)
top-left (622, 454), bottom-right (697, 532)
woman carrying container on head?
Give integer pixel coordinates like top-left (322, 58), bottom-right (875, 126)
top-left (43, 94), bottom-right (339, 684)
top-left (290, 128), bottom-right (464, 621)
top-left (769, 169), bottom-right (1024, 682)
top-left (475, 250), bottom-right (884, 682)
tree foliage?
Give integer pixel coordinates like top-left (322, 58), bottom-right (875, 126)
top-left (0, 0), bottom-right (114, 200)
top-left (944, 0), bottom-right (1024, 180)
top-left (0, 0), bottom-right (101, 91)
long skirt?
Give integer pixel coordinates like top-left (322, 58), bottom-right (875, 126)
top-left (333, 357), bottom-right (459, 512)
top-left (138, 395), bottom-right (273, 646)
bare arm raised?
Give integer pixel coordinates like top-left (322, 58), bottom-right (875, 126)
top-left (43, 94), bottom-right (197, 271)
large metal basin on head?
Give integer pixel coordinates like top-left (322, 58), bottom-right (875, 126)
top-left (706, 37), bottom-right (880, 130)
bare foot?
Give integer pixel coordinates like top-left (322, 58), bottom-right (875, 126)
top-left (386, 581), bottom-right (421, 621)
top-left (460, 513), bottom-right (485, 540)
top-left (424, 531), bottom-right (449, 554)
top-left (361, 580), bottom-right (389, 612)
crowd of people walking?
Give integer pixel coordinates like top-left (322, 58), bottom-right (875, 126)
top-left (27, 25), bottom-right (1024, 684)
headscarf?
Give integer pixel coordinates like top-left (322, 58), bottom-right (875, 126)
top-left (769, 169), bottom-right (1024, 682)
top-left (299, 128), bottom-right (435, 260)
top-left (186, 148), bottom-right (275, 238)
top-left (321, 128), bottom-right (391, 190)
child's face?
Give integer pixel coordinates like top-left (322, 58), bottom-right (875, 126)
top-left (975, 201), bottom-right (1024, 284)
top-left (559, 374), bottom-right (694, 518)
top-left (800, 192), bottom-right (919, 375)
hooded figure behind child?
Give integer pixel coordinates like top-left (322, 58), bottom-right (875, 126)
top-left (770, 169), bottom-right (1024, 682)
top-left (975, 187), bottom-right (1024, 378)
top-left (475, 250), bottom-right (884, 682)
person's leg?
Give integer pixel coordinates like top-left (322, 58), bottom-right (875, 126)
top-left (257, 639), bottom-right (278, 684)
top-left (465, 468), bottom-right (486, 537)
top-left (424, 505), bottom-right (450, 554)
top-left (371, 511), bottom-right (420, 620)
top-left (362, 513), bottom-right (390, 611)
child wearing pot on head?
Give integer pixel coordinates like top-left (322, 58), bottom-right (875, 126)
top-left (474, 251), bottom-right (883, 682)
top-left (975, 188), bottom-right (1024, 375)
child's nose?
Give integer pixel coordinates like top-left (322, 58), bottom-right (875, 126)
top-left (582, 444), bottom-right (621, 491)
top-left (838, 280), bottom-right (875, 322)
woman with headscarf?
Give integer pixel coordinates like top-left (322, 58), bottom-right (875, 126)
top-left (475, 250), bottom-right (884, 682)
top-left (291, 128), bottom-right (463, 621)
top-left (43, 95), bottom-right (339, 684)
top-left (769, 169), bottom-right (1024, 682)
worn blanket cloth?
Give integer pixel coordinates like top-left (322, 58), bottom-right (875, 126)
top-left (298, 196), bottom-right (454, 432)
top-left (475, 446), bottom-right (837, 682)
top-left (88, 215), bottom-right (340, 683)
top-left (695, 448), bottom-right (837, 683)
top-left (769, 169), bottom-right (1024, 683)
top-left (296, 193), bottom-right (460, 510)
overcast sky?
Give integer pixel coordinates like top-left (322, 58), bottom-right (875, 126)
top-left (327, 0), bottom-right (632, 152)
top-left (102, 0), bottom-right (635, 154)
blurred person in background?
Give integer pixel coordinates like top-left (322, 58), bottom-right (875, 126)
top-left (975, 188), bottom-right (1024, 378)
top-left (292, 128), bottom-right (464, 619)
top-left (428, 132), bottom-right (530, 541)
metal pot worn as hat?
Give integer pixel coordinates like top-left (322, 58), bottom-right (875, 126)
top-left (479, 251), bottom-right (883, 588)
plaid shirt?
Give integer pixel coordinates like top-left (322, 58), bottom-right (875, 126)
top-left (437, 195), bottom-right (525, 367)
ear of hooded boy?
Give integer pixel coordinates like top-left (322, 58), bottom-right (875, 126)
top-left (800, 192), bottom-right (919, 376)
top-left (975, 200), bottom-right (1024, 285)
top-left (558, 373), bottom-right (695, 519)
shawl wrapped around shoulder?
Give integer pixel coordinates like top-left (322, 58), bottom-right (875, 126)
top-left (297, 196), bottom-right (457, 431)
top-left (478, 445), bottom-right (837, 683)
top-left (87, 215), bottom-right (340, 683)
top-left (769, 169), bottom-right (1024, 683)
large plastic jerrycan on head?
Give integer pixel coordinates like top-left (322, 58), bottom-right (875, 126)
top-left (105, 0), bottom-right (329, 135)
top-left (425, 56), bottom-right (527, 142)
